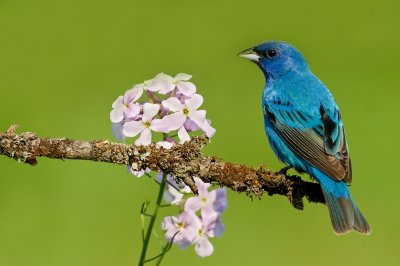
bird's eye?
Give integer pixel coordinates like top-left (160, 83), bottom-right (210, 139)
top-left (266, 49), bottom-right (277, 58)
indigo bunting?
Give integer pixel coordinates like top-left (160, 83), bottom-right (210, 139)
top-left (240, 41), bottom-right (370, 235)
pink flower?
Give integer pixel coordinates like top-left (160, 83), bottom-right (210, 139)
top-left (109, 72), bottom-right (225, 259)
top-left (161, 212), bottom-right (200, 249)
top-left (201, 211), bottom-right (225, 238)
top-left (161, 209), bottom-right (224, 257)
top-left (122, 103), bottom-right (167, 145)
top-left (152, 73), bottom-right (196, 96)
top-left (185, 177), bottom-right (227, 214)
top-left (110, 87), bottom-right (142, 123)
top-left (134, 78), bottom-right (155, 93)
top-left (200, 119), bottom-right (216, 138)
top-left (156, 172), bottom-right (191, 205)
top-left (159, 176), bottom-right (226, 258)
top-left (191, 211), bottom-right (222, 257)
top-left (194, 234), bottom-right (214, 258)
top-left (162, 94), bottom-right (215, 143)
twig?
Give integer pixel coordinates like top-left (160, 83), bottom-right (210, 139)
top-left (0, 126), bottom-right (324, 209)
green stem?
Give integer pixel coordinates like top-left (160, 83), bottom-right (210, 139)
top-left (138, 172), bottom-right (167, 266)
top-left (155, 240), bottom-right (172, 266)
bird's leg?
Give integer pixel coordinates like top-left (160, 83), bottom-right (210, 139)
top-left (279, 165), bottom-right (292, 176)
top-left (279, 165), bottom-right (292, 184)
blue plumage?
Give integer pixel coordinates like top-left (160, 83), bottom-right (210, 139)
top-left (240, 41), bottom-right (370, 235)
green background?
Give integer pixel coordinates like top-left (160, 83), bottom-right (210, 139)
top-left (0, 0), bottom-right (399, 265)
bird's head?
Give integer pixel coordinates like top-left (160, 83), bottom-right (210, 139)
top-left (239, 41), bottom-right (308, 79)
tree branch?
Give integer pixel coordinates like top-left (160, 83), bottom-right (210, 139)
top-left (0, 126), bottom-right (324, 210)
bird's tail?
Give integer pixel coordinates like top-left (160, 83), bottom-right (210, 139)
top-left (321, 186), bottom-right (371, 235)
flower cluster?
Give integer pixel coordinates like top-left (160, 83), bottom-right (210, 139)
top-left (161, 176), bottom-right (226, 257)
top-left (110, 73), bottom-right (225, 258)
top-left (110, 73), bottom-right (215, 147)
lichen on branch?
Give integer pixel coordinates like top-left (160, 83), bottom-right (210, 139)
top-left (0, 126), bottom-right (324, 210)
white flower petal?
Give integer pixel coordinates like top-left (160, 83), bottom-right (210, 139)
top-left (177, 238), bottom-right (192, 249)
top-left (162, 97), bottom-right (184, 112)
top-left (143, 78), bottom-right (154, 87)
top-left (124, 103), bottom-right (141, 119)
top-left (162, 112), bottom-right (187, 131)
top-left (135, 128), bottom-right (152, 145)
top-left (178, 126), bottom-right (191, 143)
top-left (124, 86), bottom-right (143, 103)
top-left (153, 73), bottom-right (175, 94)
top-left (110, 108), bottom-right (124, 123)
top-left (162, 216), bottom-right (179, 231)
top-left (142, 103), bottom-right (160, 122)
top-left (163, 185), bottom-right (177, 203)
top-left (175, 73), bottom-right (192, 81)
top-left (188, 110), bottom-right (206, 128)
top-left (184, 212), bottom-right (202, 233)
top-left (146, 79), bottom-right (159, 92)
top-left (112, 96), bottom-right (124, 108)
top-left (155, 73), bottom-right (174, 82)
top-left (185, 94), bottom-right (203, 110)
top-left (150, 118), bottom-right (170, 133)
top-left (201, 210), bottom-right (218, 228)
top-left (123, 120), bottom-right (144, 137)
top-left (202, 211), bottom-right (224, 238)
top-left (193, 177), bottom-right (211, 195)
top-left (164, 184), bottom-right (184, 205)
top-left (185, 197), bottom-right (203, 213)
top-left (206, 190), bottom-right (217, 204)
top-left (200, 119), bottom-right (216, 138)
top-left (177, 81), bottom-right (196, 96)
top-left (195, 237), bottom-right (214, 257)
top-left (157, 84), bottom-right (175, 94)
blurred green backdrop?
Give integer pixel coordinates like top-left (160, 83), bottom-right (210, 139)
top-left (0, 0), bottom-right (399, 265)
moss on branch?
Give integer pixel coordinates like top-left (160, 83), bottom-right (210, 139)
top-left (0, 126), bottom-right (324, 210)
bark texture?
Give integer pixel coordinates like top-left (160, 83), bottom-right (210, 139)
top-left (0, 126), bottom-right (324, 210)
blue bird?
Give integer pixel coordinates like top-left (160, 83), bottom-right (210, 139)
top-left (239, 41), bottom-right (370, 235)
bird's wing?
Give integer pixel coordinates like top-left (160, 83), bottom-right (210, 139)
top-left (264, 101), bottom-right (352, 182)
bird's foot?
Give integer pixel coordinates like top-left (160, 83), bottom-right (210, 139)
top-left (279, 165), bottom-right (292, 176)
top-left (279, 166), bottom-right (292, 184)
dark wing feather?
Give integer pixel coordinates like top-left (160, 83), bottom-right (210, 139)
top-left (265, 104), bottom-right (352, 182)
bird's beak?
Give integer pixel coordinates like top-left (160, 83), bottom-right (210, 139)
top-left (238, 47), bottom-right (260, 62)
